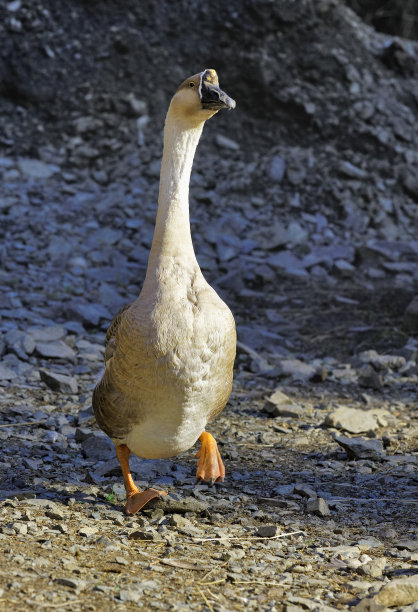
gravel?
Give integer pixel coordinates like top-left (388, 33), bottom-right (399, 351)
top-left (0, 0), bottom-right (417, 610)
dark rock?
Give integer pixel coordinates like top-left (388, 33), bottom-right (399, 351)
top-left (40, 369), bottom-right (78, 394)
top-left (334, 435), bottom-right (385, 461)
top-left (268, 252), bottom-right (308, 277)
top-left (68, 302), bottom-right (112, 327)
top-left (35, 341), bottom-right (76, 361)
top-left (294, 484), bottom-right (317, 499)
top-left (54, 577), bottom-right (85, 590)
top-left (339, 161), bottom-right (367, 179)
top-left (81, 432), bottom-right (114, 461)
top-left (404, 296), bottom-right (418, 332)
top-left (306, 497), bottom-right (330, 517)
top-left (256, 525), bottom-right (280, 537)
top-left (17, 158), bottom-right (59, 179)
top-left (358, 364), bottom-right (382, 390)
top-left (27, 326), bottom-right (66, 342)
top-left (5, 329), bottom-right (35, 359)
top-left (128, 529), bottom-right (159, 541)
top-left (268, 155), bottom-right (286, 183)
top-left (359, 350), bottom-right (406, 371)
top-left (0, 362), bottom-right (17, 380)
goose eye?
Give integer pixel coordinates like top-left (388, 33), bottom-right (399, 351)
top-left (189, 82), bottom-right (195, 88)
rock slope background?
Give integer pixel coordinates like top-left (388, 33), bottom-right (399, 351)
top-left (0, 1), bottom-right (417, 610)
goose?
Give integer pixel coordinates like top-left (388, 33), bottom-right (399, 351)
top-left (93, 69), bottom-right (237, 515)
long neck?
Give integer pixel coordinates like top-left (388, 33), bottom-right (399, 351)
top-left (147, 111), bottom-right (204, 267)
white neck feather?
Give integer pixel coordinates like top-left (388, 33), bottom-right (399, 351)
top-left (147, 110), bottom-right (204, 267)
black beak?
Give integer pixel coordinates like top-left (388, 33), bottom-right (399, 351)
top-left (201, 81), bottom-right (236, 111)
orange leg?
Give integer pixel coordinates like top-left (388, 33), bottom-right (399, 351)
top-left (195, 431), bottom-right (225, 484)
top-left (115, 444), bottom-right (167, 515)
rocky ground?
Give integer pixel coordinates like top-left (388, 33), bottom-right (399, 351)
top-left (0, 0), bottom-right (417, 610)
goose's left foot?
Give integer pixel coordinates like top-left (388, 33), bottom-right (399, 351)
top-left (116, 444), bottom-right (167, 515)
top-left (195, 431), bottom-right (225, 484)
top-left (126, 488), bottom-right (167, 515)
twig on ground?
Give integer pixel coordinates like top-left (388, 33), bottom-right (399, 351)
top-left (192, 529), bottom-right (304, 543)
top-left (200, 561), bottom-right (228, 583)
top-left (198, 578), bottom-right (227, 586)
top-left (197, 586), bottom-right (214, 612)
top-left (28, 601), bottom-right (82, 609)
top-left (0, 420), bottom-right (46, 429)
top-left (329, 497), bottom-right (417, 504)
top-left (235, 580), bottom-right (285, 586)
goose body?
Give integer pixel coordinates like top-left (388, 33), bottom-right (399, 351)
top-left (93, 69), bottom-right (236, 513)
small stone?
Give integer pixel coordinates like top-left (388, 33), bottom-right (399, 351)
top-left (222, 549), bottom-right (246, 562)
top-left (358, 364), bottom-right (382, 390)
top-left (27, 326), bottom-right (66, 342)
top-left (263, 390), bottom-right (303, 418)
top-left (150, 495), bottom-right (209, 515)
top-left (357, 536), bottom-right (383, 550)
top-left (36, 341), bottom-right (76, 361)
top-left (124, 93), bottom-right (147, 116)
top-left (78, 526), bottom-right (98, 537)
top-left (325, 407), bottom-right (379, 434)
top-left (55, 577), bottom-right (85, 589)
top-left (6, 1), bottom-right (22, 11)
top-left (359, 350), bottom-right (406, 371)
top-left (306, 497), bottom-right (331, 517)
top-left (129, 529), bottom-right (158, 541)
top-left (374, 574), bottom-right (418, 607)
top-left (404, 296), bottom-right (418, 332)
top-left (294, 484), bottom-right (317, 499)
top-left (69, 301), bottom-right (112, 327)
top-left (268, 155), bottom-right (286, 183)
top-left (353, 598), bottom-right (386, 612)
top-left (334, 435), bottom-right (385, 461)
top-left (115, 556), bottom-right (129, 565)
top-left (81, 432), bottom-right (114, 461)
top-left (13, 522), bottom-right (28, 535)
top-left (96, 535), bottom-right (118, 549)
top-left (170, 514), bottom-right (194, 530)
top-left (333, 259), bottom-right (355, 277)
top-left (278, 359), bottom-right (316, 380)
top-left (73, 116), bottom-right (103, 133)
top-left (45, 509), bottom-right (65, 520)
top-left (339, 161), bottom-right (367, 179)
top-left (256, 525), bottom-right (280, 538)
top-left (268, 252), bottom-right (308, 278)
top-left (0, 362), bottom-right (16, 380)
top-left (215, 134), bottom-right (240, 150)
top-left (119, 588), bottom-right (141, 603)
top-left (358, 557), bottom-right (386, 578)
top-left (395, 539), bottom-right (418, 552)
top-left (18, 158), bottom-right (59, 179)
top-left (40, 369), bottom-right (78, 394)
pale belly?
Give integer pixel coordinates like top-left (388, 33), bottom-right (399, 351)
top-left (125, 413), bottom-right (206, 459)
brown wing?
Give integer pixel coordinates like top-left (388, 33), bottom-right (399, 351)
top-left (207, 318), bottom-right (236, 423)
top-left (103, 302), bottom-right (132, 363)
top-left (92, 302), bottom-right (139, 441)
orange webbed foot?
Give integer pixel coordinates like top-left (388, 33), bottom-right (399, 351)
top-left (195, 431), bottom-right (225, 485)
top-left (125, 488), bottom-right (167, 515)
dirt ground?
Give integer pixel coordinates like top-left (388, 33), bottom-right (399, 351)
top-left (0, 1), bottom-right (417, 610)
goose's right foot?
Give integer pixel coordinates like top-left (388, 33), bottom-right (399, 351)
top-left (196, 431), bottom-right (225, 485)
top-left (116, 444), bottom-right (167, 515)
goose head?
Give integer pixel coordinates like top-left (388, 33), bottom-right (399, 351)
top-left (170, 69), bottom-right (236, 125)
